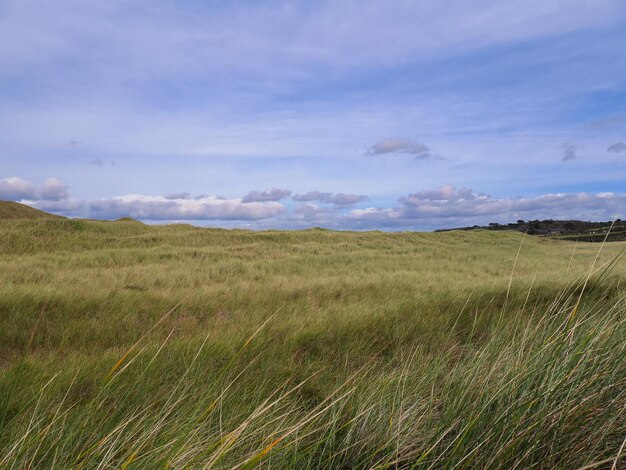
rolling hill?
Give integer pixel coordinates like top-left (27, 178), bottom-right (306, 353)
top-left (0, 214), bottom-right (624, 468)
top-left (0, 200), bottom-right (64, 220)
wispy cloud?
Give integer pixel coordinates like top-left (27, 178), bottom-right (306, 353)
top-left (2, 0), bottom-right (620, 75)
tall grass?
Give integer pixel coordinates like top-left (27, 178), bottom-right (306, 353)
top-left (0, 219), bottom-right (624, 468)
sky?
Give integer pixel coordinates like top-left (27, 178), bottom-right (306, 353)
top-left (1, 0), bottom-right (626, 230)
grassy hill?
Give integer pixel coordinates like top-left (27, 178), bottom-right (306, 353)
top-left (0, 218), bottom-right (625, 468)
top-left (0, 200), bottom-right (64, 220)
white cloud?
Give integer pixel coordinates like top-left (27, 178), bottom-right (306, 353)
top-left (349, 207), bottom-right (402, 221)
top-left (348, 186), bottom-right (625, 228)
top-left (40, 177), bottom-right (69, 201)
top-left (0, 176), bottom-right (68, 201)
top-left (0, 177), bottom-right (38, 200)
top-left (290, 203), bottom-right (335, 225)
top-left (7, 176), bottom-right (625, 229)
top-left (87, 194), bottom-right (285, 220)
top-left (0, 176), bottom-right (285, 221)
top-left (32, 198), bottom-right (86, 215)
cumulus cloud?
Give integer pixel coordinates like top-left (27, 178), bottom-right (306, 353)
top-left (40, 177), bottom-right (69, 201)
top-left (561, 143), bottom-right (579, 161)
top-left (0, 176), bottom-right (68, 201)
top-left (88, 195), bottom-right (286, 220)
top-left (366, 139), bottom-right (431, 158)
top-left (292, 191), bottom-right (368, 206)
top-left (2, 176), bottom-right (286, 221)
top-left (90, 158), bottom-right (105, 167)
top-left (607, 142), bottom-right (626, 153)
top-left (242, 188), bottom-right (292, 203)
top-left (290, 204), bottom-right (336, 224)
top-left (32, 198), bottom-right (86, 215)
top-left (0, 177), bottom-right (38, 201)
top-left (348, 185), bottom-right (625, 228)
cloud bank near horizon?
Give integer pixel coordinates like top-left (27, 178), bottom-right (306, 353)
top-left (2, 176), bottom-right (623, 230)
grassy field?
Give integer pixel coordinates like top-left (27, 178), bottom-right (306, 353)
top-left (0, 214), bottom-right (625, 468)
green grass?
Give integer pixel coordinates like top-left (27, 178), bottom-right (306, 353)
top-left (0, 201), bottom-right (62, 220)
top-left (0, 217), bottom-right (625, 468)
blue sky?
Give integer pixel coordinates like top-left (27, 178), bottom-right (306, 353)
top-left (1, 0), bottom-right (626, 230)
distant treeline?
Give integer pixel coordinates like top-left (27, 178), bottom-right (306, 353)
top-left (436, 219), bottom-right (626, 242)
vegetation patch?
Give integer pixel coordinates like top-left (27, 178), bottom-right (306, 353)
top-left (0, 217), bottom-right (624, 468)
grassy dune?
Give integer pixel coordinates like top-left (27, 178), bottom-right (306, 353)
top-left (0, 217), bottom-right (625, 468)
top-left (0, 201), bottom-right (62, 220)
